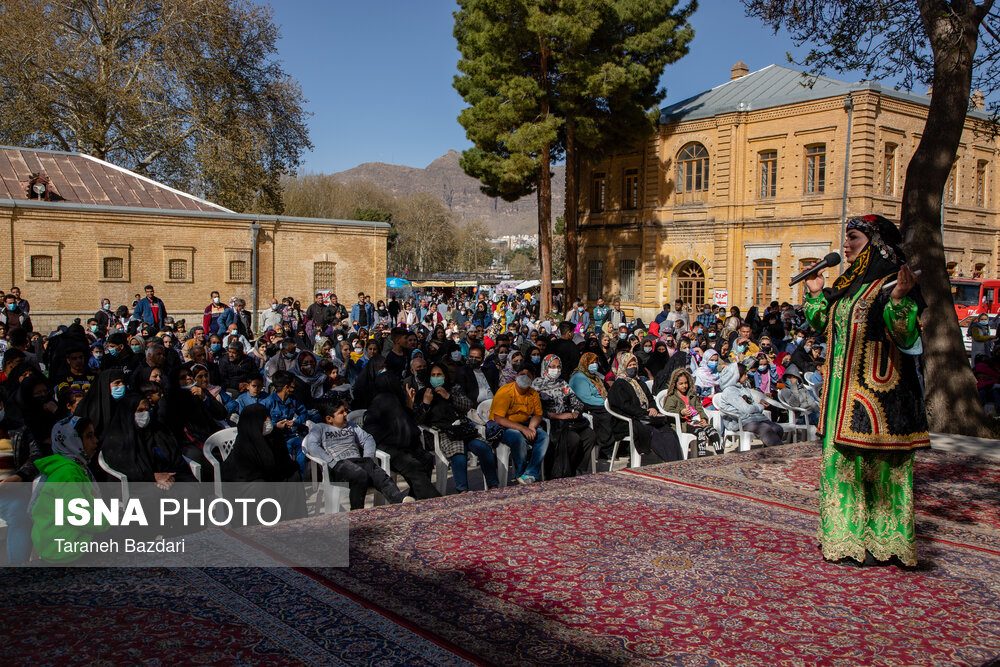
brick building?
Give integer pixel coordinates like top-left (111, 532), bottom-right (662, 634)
top-left (576, 63), bottom-right (1000, 320)
top-left (0, 146), bottom-right (389, 332)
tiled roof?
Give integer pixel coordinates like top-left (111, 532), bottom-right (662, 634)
top-left (659, 64), bottom-right (990, 124)
top-left (0, 146), bottom-right (231, 213)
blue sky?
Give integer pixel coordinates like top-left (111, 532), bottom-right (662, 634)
top-left (264, 1), bottom-right (860, 174)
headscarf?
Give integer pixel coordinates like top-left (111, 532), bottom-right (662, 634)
top-left (826, 214), bottom-right (912, 305)
top-left (313, 336), bottom-right (331, 359)
top-left (101, 392), bottom-right (185, 482)
top-left (291, 351), bottom-right (326, 399)
top-left (73, 368), bottom-right (125, 438)
top-left (574, 351), bottom-right (607, 399)
top-left (531, 354), bottom-right (574, 413)
top-left (693, 349), bottom-right (720, 393)
top-left (499, 353), bottom-right (521, 386)
top-left (50, 416), bottom-right (98, 487)
top-left (221, 404), bottom-right (297, 483)
top-left (614, 352), bottom-right (648, 410)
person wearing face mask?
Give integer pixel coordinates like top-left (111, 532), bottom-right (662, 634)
top-left (264, 338), bottom-right (301, 387)
top-left (73, 368), bottom-right (127, 439)
top-left (258, 298), bottom-right (282, 332)
top-left (750, 352), bottom-right (780, 397)
top-left (88, 342), bottom-right (105, 372)
top-left (777, 367), bottom-right (820, 426)
top-left (102, 393), bottom-right (196, 491)
top-left (568, 301), bottom-right (590, 333)
top-left (220, 403), bottom-right (306, 519)
top-left (0, 293), bottom-right (32, 334)
top-left (692, 349), bottom-right (721, 399)
top-left (94, 298), bottom-right (118, 338)
top-left (789, 335), bottom-right (820, 374)
top-left (203, 291), bottom-right (228, 336)
top-left (546, 321), bottom-right (581, 382)
top-left (414, 363), bottom-right (499, 492)
top-left (607, 353), bottom-right (682, 463)
top-left (531, 355), bottom-right (596, 478)
top-left (455, 343), bottom-right (499, 405)
top-left (969, 313), bottom-right (996, 362)
top-left (490, 364), bottom-right (548, 484)
top-left (714, 362), bottom-right (785, 450)
top-left (569, 352), bottom-right (614, 454)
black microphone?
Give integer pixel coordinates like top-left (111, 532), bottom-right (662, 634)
top-left (788, 252), bottom-right (842, 287)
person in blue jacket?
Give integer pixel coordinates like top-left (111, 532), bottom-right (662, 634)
top-left (260, 370), bottom-right (318, 472)
top-left (132, 285), bottom-right (168, 332)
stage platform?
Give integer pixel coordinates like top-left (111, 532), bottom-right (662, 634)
top-left (3, 441), bottom-right (999, 666)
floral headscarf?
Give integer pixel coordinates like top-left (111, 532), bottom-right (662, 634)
top-left (615, 352), bottom-right (648, 410)
top-left (574, 352), bottom-right (607, 398)
top-left (531, 354), bottom-right (578, 413)
top-left (50, 416), bottom-right (98, 488)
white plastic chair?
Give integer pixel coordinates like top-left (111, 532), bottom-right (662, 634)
top-left (762, 396), bottom-right (799, 443)
top-left (472, 398), bottom-right (518, 487)
top-left (710, 395), bottom-right (756, 453)
top-left (653, 389), bottom-right (693, 460)
top-left (302, 419), bottom-right (394, 512)
top-left (773, 397), bottom-right (818, 442)
top-left (203, 427), bottom-right (239, 499)
top-left (603, 398), bottom-right (641, 469)
top-left (99, 451), bottom-right (202, 502)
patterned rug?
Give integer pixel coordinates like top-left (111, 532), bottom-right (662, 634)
top-left (309, 468), bottom-right (1000, 666)
top-left (628, 442), bottom-right (1000, 553)
top-left (4, 448), bottom-right (999, 666)
top-left (0, 566), bottom-right (471, 666)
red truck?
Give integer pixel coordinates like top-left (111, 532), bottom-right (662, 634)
top-left (951, 278), bottom-right (1000, 318)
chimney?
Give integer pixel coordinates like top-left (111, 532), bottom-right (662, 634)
top-left (730, 61), bottom-right (749, 81)
top-left (972, 90), bottom-right (985, 110)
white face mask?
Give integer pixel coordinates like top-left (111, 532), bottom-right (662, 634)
top-left (134, 411), bottom-right (151, 428)
top-left (262, 419), bottom-right (274, 436)
top-left (213, 297), bottom-right (221, 304)
top-left (547, 367), bottom-right (560, 379)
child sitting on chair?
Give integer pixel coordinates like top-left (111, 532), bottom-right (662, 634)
top-left (303, 399), bottom-right (413, 510)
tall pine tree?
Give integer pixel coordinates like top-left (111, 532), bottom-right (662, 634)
top-left (454, 0), bottom-right (695, 310)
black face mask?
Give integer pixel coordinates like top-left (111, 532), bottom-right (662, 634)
top-left (469, 359), bottom-right (483, 370)
top-left (416, 368), bottom-right (430, 384)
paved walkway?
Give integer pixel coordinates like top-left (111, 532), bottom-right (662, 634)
top-left (929, 431), bottom-right (1000, 458)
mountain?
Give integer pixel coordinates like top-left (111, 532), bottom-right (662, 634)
top-left (330, 150), bottom-right (565, 236)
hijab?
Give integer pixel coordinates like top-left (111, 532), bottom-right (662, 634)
top-left (291, 351), bottom-right (326, 399)
top-left (221, 404), bottom-right (297, 482)
top-left (499, 353), bottom-right (521, 386)
top-left (693, 349), bottom-right (720, 392)
top-left (73, 368), bottom-right (124, 438)
top-left (614, 352), bottom-right (648, 410)
top-left (101, 392), bottom-right (184, 482)
top-left (313, 336), bottom-right (331, 359)
top-left (50, 416), bottom-right (98, 487)
top-left (574, 351), bottom-right (607, 398)
top-left (826, 214), bottom-right (917, 306)
top-left (363, 371), bottom-right (420, 449)
top-left (532, 354), bottom-right (573, 413)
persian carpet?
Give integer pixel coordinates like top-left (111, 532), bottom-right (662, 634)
top-left (0, 565), bottom-right (472, 666)
top-left (629, 442), bottom-right (1000, 553)
top-left (305, 465), bottom-right (1000, 666)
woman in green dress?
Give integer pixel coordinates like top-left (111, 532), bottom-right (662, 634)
top-left (803, 214), bottom-right (929, 567)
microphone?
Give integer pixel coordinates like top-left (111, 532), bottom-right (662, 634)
top-left (788, 252), bottom-right (842, 287)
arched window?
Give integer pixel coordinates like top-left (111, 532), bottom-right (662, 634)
top-left (676, 143), bottom-right (709, 203)
top-left (675, 262), bottom-right (705, 308)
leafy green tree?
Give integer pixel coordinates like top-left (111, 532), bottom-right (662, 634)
top-left (743, 0), bottom-right (998, 436)
top-left (0, 0), bottom-right (311, 213)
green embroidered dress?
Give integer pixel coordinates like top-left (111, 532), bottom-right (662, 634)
top-left (804, 278), bottom-right (928, 565)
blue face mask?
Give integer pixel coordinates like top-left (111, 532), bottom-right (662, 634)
top-left (587, 363), bottom-right (599, 374)
top-left (211, 344), bottom-right (223, 353)
top-left (6, 303), bottom-right (15, 311)
top-left (707, 361), bottom-right (718, 371)
top-left (530, 355), bottom-right (541, 364)
top-left (736, 345), bottom-right (746, 354)
top-left (111, 385), bottom-right (126, 400)
top-left (429, 376), bottom-right (445, 388)
top-left (131, 344), bottom-right (142, 354)
top-left (108, 347), bottom-right (119, 357)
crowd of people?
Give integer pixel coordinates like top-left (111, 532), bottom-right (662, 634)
top-left (0, 282), bottom-right (838, 563)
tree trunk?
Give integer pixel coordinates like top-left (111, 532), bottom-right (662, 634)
top-left (900, 3), bottom-right (992, 436)
top-left (537, 39), bottom-right (553, 317)
top-left (564, 120), bottom-right (579, 300)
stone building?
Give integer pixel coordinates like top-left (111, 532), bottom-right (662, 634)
top-left (575, 63), bottom-right (999, 320)
top-left (0, 146), bottom-right (389, 332)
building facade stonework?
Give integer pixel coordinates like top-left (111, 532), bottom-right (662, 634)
top-left (575, 64), bottom-right (999, 320)
top-left (0, 147), bottom-right (389, 331)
